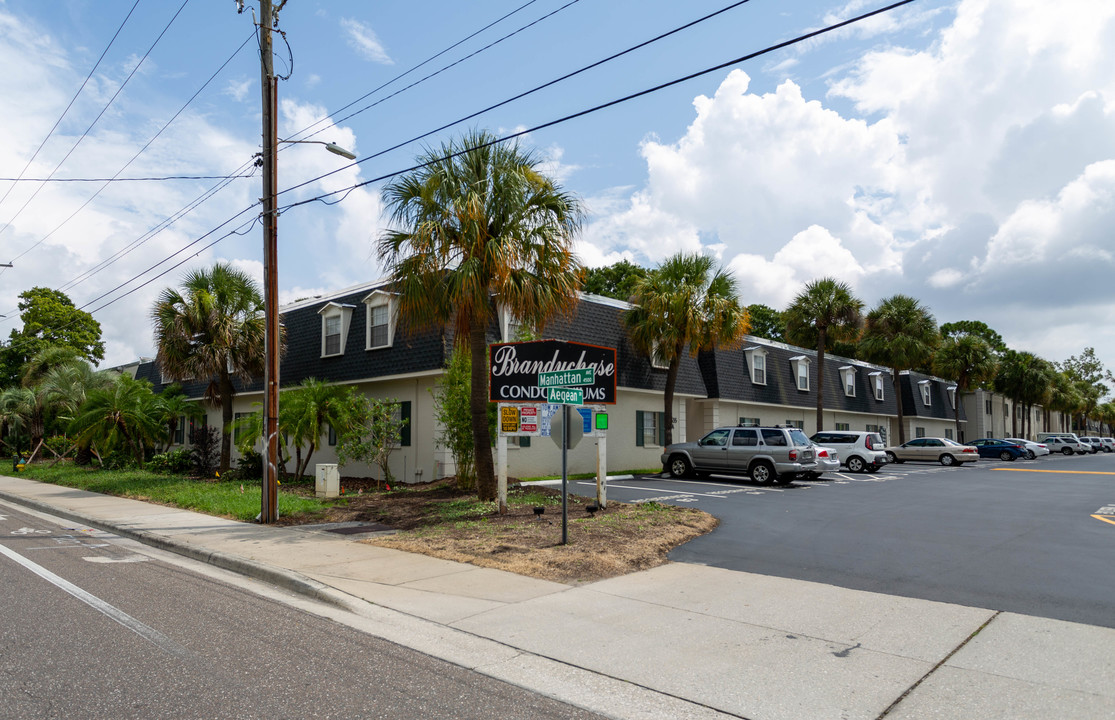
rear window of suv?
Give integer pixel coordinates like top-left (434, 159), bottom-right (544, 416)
top-left (789, 429), bottom-right (811, 447)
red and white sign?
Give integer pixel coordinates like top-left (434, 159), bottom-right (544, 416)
top-left (520, 406), bottom-right (538, 433)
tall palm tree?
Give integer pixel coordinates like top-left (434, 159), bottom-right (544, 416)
top-left (625, 252), bottom-right (749, 448)
top-left (859, 295), bottom-right (939, 445)
top-left (783, 278), bottom-right (864, 432)
top-left (151, 262), bottom-right (268, 473)
top-left (378, 130), bottom-right (583, 502)
top-left (933, 334), bottom-right (997, 441)
top-left (994, 350), bottom-right (1050, 438)
top-left (278, 378), bottom-right (354, 480)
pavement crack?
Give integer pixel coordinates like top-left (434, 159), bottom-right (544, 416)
top-left (875, 610), bottom-right (1001, 719)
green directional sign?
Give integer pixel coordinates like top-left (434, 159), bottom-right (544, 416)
top-left (547, 386), bottom-right (584, 405)
top-left (537, 367), bottom-right (594, 388)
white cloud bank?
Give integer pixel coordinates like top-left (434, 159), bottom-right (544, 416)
top-left (583, 0), bottom-right (1115, 365)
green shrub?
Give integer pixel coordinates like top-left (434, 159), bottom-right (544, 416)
top-left (147, 448), bottom-right (193, 475)
top-left (228, 448), bottom-right (262, 481)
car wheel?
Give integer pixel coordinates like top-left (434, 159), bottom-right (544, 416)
top-left (668, 455), bottom-right (692, 479)
top-left (999, 450), bottom-right (1014, 461)
top-left (1062, 447), bottom-right (1073, 455)
top-left (939, 454), bottom-right (956, 466)
top-left (1026, 450), bottom-right (1035, 459)
top-left (885, 451), bottom-right (900, 464)
top-left (846, 456), bottom-right (865, 473)
top-left (775, 472), bottom-right (796, 486)
top-left (749, 461), bottom-right (774, 484)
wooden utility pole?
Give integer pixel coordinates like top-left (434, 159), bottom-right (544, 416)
top-left (259, 0), bottom-right (280, 523)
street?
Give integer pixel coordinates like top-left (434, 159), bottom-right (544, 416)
top-left (0, 501), bottom-right (604, 720)
top-left (558, 452), bottom-right (1115, 628)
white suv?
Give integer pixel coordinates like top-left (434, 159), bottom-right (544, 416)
top-left (808, 431), bottom-right (889, 473)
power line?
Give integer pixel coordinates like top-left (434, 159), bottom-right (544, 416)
top-left (2, 30), bottom-right (255, 271)
top-left (281, 0), bottom-right (919, 213)
top-left (0, 174), bottom-right (257, 183)
top-left (0, 0), bottom-right (142, 215)
top-left (281, 0), bottom-right (759, 199)
top-left (293, 0), bottom-right (586, 147)
top-left (285, 0), bottom-right (551, 145)
top-left (0, 0), bottom-right (194, 264)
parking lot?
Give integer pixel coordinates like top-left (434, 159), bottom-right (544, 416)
top-left (542, 451), bottom-right (1115, 628)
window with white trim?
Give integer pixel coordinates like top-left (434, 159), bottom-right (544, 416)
top-left (945, 428), bottom-right (954, 440)
top-left (835, 422), bottom-right (850, 431)
top-left (744, 347), bottom-right (768, 385)
top-left (362, 291), bottom-right (397, 350)
top-left (318, 302), bottom-right (355, 357)
top-left (498, 303), bottom-right (523, 343)
top-left (635, 410), bottom-right (666, 447)
top-left (919, 380), bottom-right (932, 406)
top-left (650, 341), bottom-right (670, 371)
top-left (870, 372), bottom-right (886, 401)
top-left (789, 355), bottom-right (810, 392)
top-left (785, 419), bottom-right (804, 429)
top-left (839, 366), bottom-right (856, 397)
top-left (947, 386), bottom-right (957, 410)
top-left (866, 424), bottom-right (887, 443)
top-left (738, 417), bottom-right (761, 427)
top-left (915, 426), bottom-right (926, 438)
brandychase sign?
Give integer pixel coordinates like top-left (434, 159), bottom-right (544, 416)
top-left (489, 340), bottom-right (617, 404)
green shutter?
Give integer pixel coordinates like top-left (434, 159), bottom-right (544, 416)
top-left (657, 412), bottom-right (667, 446)
top-left (400, 401), bottom-right (411, 447)
top-left (520, 436), bottom-right (530, 448)
top-left (636, 410), bottom-right (645, 447)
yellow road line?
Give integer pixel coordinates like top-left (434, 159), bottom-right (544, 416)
top-left (1091, 515), bottom-right (1115, 527)
top-left (992, 468), bottom-right (1115, 475)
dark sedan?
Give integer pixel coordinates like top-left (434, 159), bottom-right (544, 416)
top-left (966, 438), bottom-right (1027, 461)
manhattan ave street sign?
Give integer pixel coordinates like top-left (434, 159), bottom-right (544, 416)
top-left (538, 367), bottom-right (594, 388)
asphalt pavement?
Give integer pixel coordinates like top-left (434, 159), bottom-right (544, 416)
top-left (2, 473), bottom-right (1113, 720)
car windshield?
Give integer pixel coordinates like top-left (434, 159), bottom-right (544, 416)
top-left (789, 429), bottom-right (811, 447)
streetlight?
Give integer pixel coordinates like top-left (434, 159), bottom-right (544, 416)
top-left (258, 0), bottom-right (354, 523)
top-left (280, 139), bottom-right (357, 160)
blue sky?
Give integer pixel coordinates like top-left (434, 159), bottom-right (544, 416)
top-left (1, 0), bottom-right (1114, 380)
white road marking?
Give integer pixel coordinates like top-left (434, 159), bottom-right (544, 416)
top-left (574, 482), bottom-right (727, 499)
top-left (0, 542), bottom-right (188, 658)
top-left (84, 556), bottom-right (150, 564)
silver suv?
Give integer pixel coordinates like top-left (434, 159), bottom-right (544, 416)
top-left (809, 431), bottom-right (889, 473)
top-left (661, 426), bottom-right (817, 485)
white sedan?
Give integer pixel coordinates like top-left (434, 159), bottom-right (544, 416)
top-left (1004, 438), bottom-right (1050, 459)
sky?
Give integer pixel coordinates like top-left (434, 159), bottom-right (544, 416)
top-left (1, 0), bottom-right (1114, 380)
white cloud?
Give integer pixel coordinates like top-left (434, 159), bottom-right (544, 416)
top-left (340, 18), bottom-right (394, 65)
top-left (224, 78), bottom-right (252, 102)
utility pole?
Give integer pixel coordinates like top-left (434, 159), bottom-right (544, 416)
top-left (259, 0), bottom-right (280, 523)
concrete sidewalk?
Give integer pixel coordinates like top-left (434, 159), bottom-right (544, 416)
top-left (2, 475), bottom-right (1113, 720)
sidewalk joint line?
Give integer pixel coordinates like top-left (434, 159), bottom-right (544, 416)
top-left (875, 610), bottom-right (1001, 719)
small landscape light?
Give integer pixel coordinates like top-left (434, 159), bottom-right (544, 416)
top-left (533, 506), bottom-right (546, 518)
top-left (586, 504), bottom-right (599, 517)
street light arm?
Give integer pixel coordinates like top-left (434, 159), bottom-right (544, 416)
top-left (278, 138), bottom-right (357, 160)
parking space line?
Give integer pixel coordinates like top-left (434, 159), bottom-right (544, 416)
top-left (1091, 515), bottom-right (1115, 527)
top-left (573, 482), bottom-right (727, 499)
top-left (993, 468), bottom-right (1115, 475)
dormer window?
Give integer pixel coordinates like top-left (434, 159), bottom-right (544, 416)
top-left (870, 371), bottom-right (886, 401)
top-left (789, 355), bottom-right (810, 392)
top-left (498, 304), bottom-right (523, 343)
top-left (744, 346), bottom-right (768, 385)
top-left (650, 341), bottom-right (670, 371)
top-left (362, 291), bottom-right (398, 350)
top-left (318, 302), bottom-right (355, 358)
top-left (919, 380), bottom-right (932, 406)
top-left (839, 366), bottom-right (856, 397)
top-left (947, 385), bottom-right (957, 409)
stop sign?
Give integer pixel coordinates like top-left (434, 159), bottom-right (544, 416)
top-left (549, 407), bottom-right (584, 450)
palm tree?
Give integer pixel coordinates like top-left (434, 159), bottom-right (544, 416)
top-left (625, 252), bottom-right (749, 448)
top-left (151, 262), bottom-right (267, 474)
top-left (278, 378), bottom-right (354, 480)
top-left (859, 295), bottom-right (939, 445)
top-left (994, 350), bottom-right (1050, 438)
top-left (68, 374), bottom-right (164, 465)
top-left (783, 278), bottom-right (864, 432)
top-left (378, 130), bottom-right (583, 502)
top-left (152, 388), bottom-right (204, 452)
top-left (933, 334), bottom-right (997, 441)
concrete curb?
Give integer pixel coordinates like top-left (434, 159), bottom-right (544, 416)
top-left (0, 489), bottom-right (350, 610)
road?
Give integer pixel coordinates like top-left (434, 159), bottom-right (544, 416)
top-left (558, 452), bottom-right (1115, 628)
top-left (0, 501), bottom-right (604, 720)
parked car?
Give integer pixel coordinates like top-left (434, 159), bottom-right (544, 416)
top-left (884, 437), bottom-right (979, 466)
top-left (966, 438), bottom-right (1026, 461)
top-left (1102, 438), bottom-right (1115, 452)
top-left (805, 445), bottom-right (841, 479)
top-left (809, 430), bottom-right (889, 473)
top-left (1044, 436), bottom-right (1088, 455)
top-left (1004, 438), bottom-right (1050, 459)
top-left (1079, 436), bottom-right (1106, 453)
top-left (661, 426), bottom-right (817, 485)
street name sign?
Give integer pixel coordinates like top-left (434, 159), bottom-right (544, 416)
top-left (538, 367), bottom-right (594, 388)
top-left (547, 387), bottom-right (583, 405)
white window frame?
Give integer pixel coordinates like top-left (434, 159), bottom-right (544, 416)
top-left (789, 355), bottom-right (810, 392)
top-left (361, 291), bottom-right (398, 351)
top-left (839, 365), bottom-right (856, 398)
top-left (919, 380), bottom-right (932, 406)
top-left (649, 340), bottom-right (671, 371)
top-left (870, 371), bottom-right (886, 401)
top-left (498, 303), bottom-right (523, 343)
top-left (318, 302), bottom-right (355, 358)
top-left (947, 385), bottom-right (957, 410)
top-left (739, 417), bottom-right (761, 427)
top-left (744, 346), bottom-right (768, 386)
